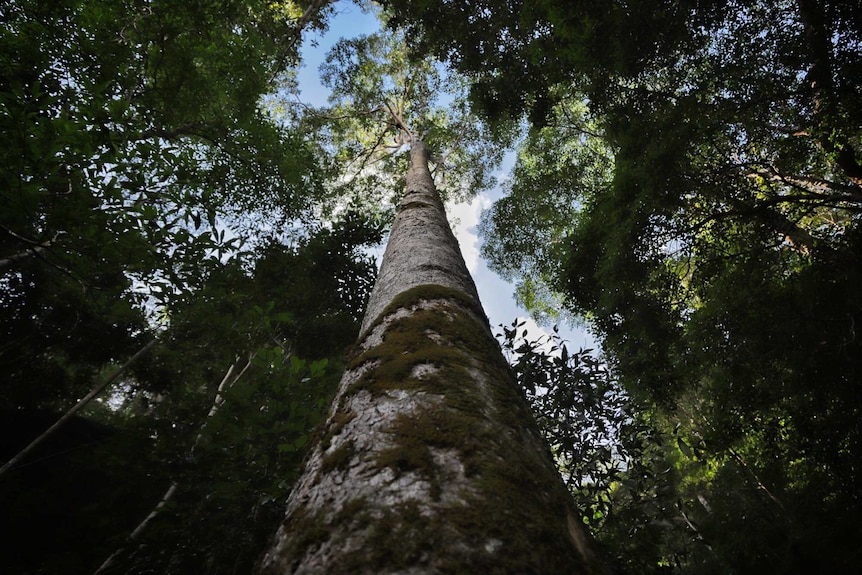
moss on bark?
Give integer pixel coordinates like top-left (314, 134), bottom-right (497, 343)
top-left (262, 288), bottom-right (599, 574)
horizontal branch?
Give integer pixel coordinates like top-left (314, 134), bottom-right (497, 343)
top-left (0, 244), bottom-right (50, 271)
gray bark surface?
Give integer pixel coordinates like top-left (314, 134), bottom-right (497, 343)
top-left (360, 141), bottom-right (481, 335)
top-left (260, 141), bottom-right (598, 575)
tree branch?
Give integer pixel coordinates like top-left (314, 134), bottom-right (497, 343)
top-left (0, 228), bottom-right (68, 272)
top-left (383, 99), bottom-right (413, 142)
top-left (0, 338), bottom-right (157, 477)
top-left (93, 353), bottom-right (254, 574)
top-left (743, 162), bottom-right (862, 202)
top-left (0, 244), bottom-right (50, 271)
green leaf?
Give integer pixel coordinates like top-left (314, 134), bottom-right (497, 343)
top-left (289, 355), bottom-right (306, 374)
top-left (677, 437), bottom-right (692, 458)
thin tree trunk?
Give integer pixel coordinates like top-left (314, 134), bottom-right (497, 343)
top-left (93, 355), bottom-right (253, 575)
top-left (0, 338), bottom-right (156, 477)
top-left (93, 483), bottom-right (179, 575)
top-left (260, 140), bottom-right (599, 574)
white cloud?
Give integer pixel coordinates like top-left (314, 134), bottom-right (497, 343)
top-left (447, 192), bottom-right (492, 273)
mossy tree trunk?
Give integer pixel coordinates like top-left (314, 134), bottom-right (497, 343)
top-left (260, 140), bottom-right (599, 574)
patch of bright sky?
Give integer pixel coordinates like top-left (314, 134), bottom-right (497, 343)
top-left (298, 1), bottom-right (594, 351)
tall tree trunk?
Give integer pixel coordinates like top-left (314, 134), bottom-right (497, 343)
top-left (260, 140), bottom-right (599, 574)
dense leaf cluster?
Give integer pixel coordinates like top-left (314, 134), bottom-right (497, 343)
top-left (0, 0), bottom-right (334, 412)
top-left (500, 325), bottom-right (687, 573)
top-left (111, 219), bottom-right (380, 574)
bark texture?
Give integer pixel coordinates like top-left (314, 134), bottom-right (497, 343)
top-left (360, 141), bottom-right (481, 335)
top-left (260, 141), bottom-right (598, 575)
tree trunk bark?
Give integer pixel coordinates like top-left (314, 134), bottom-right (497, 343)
top-left (260, 141), bottom-right (599, 574)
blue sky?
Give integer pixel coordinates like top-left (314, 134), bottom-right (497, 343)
top-left (296, 1), bottom-right (594, 350)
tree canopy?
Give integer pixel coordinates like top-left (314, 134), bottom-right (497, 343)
top-left (4, 0), bottom-right (862, 572)
top-left (285, 24), bottom-right (508, 214)
top-left (0, 0), bottom-right (338, 411)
